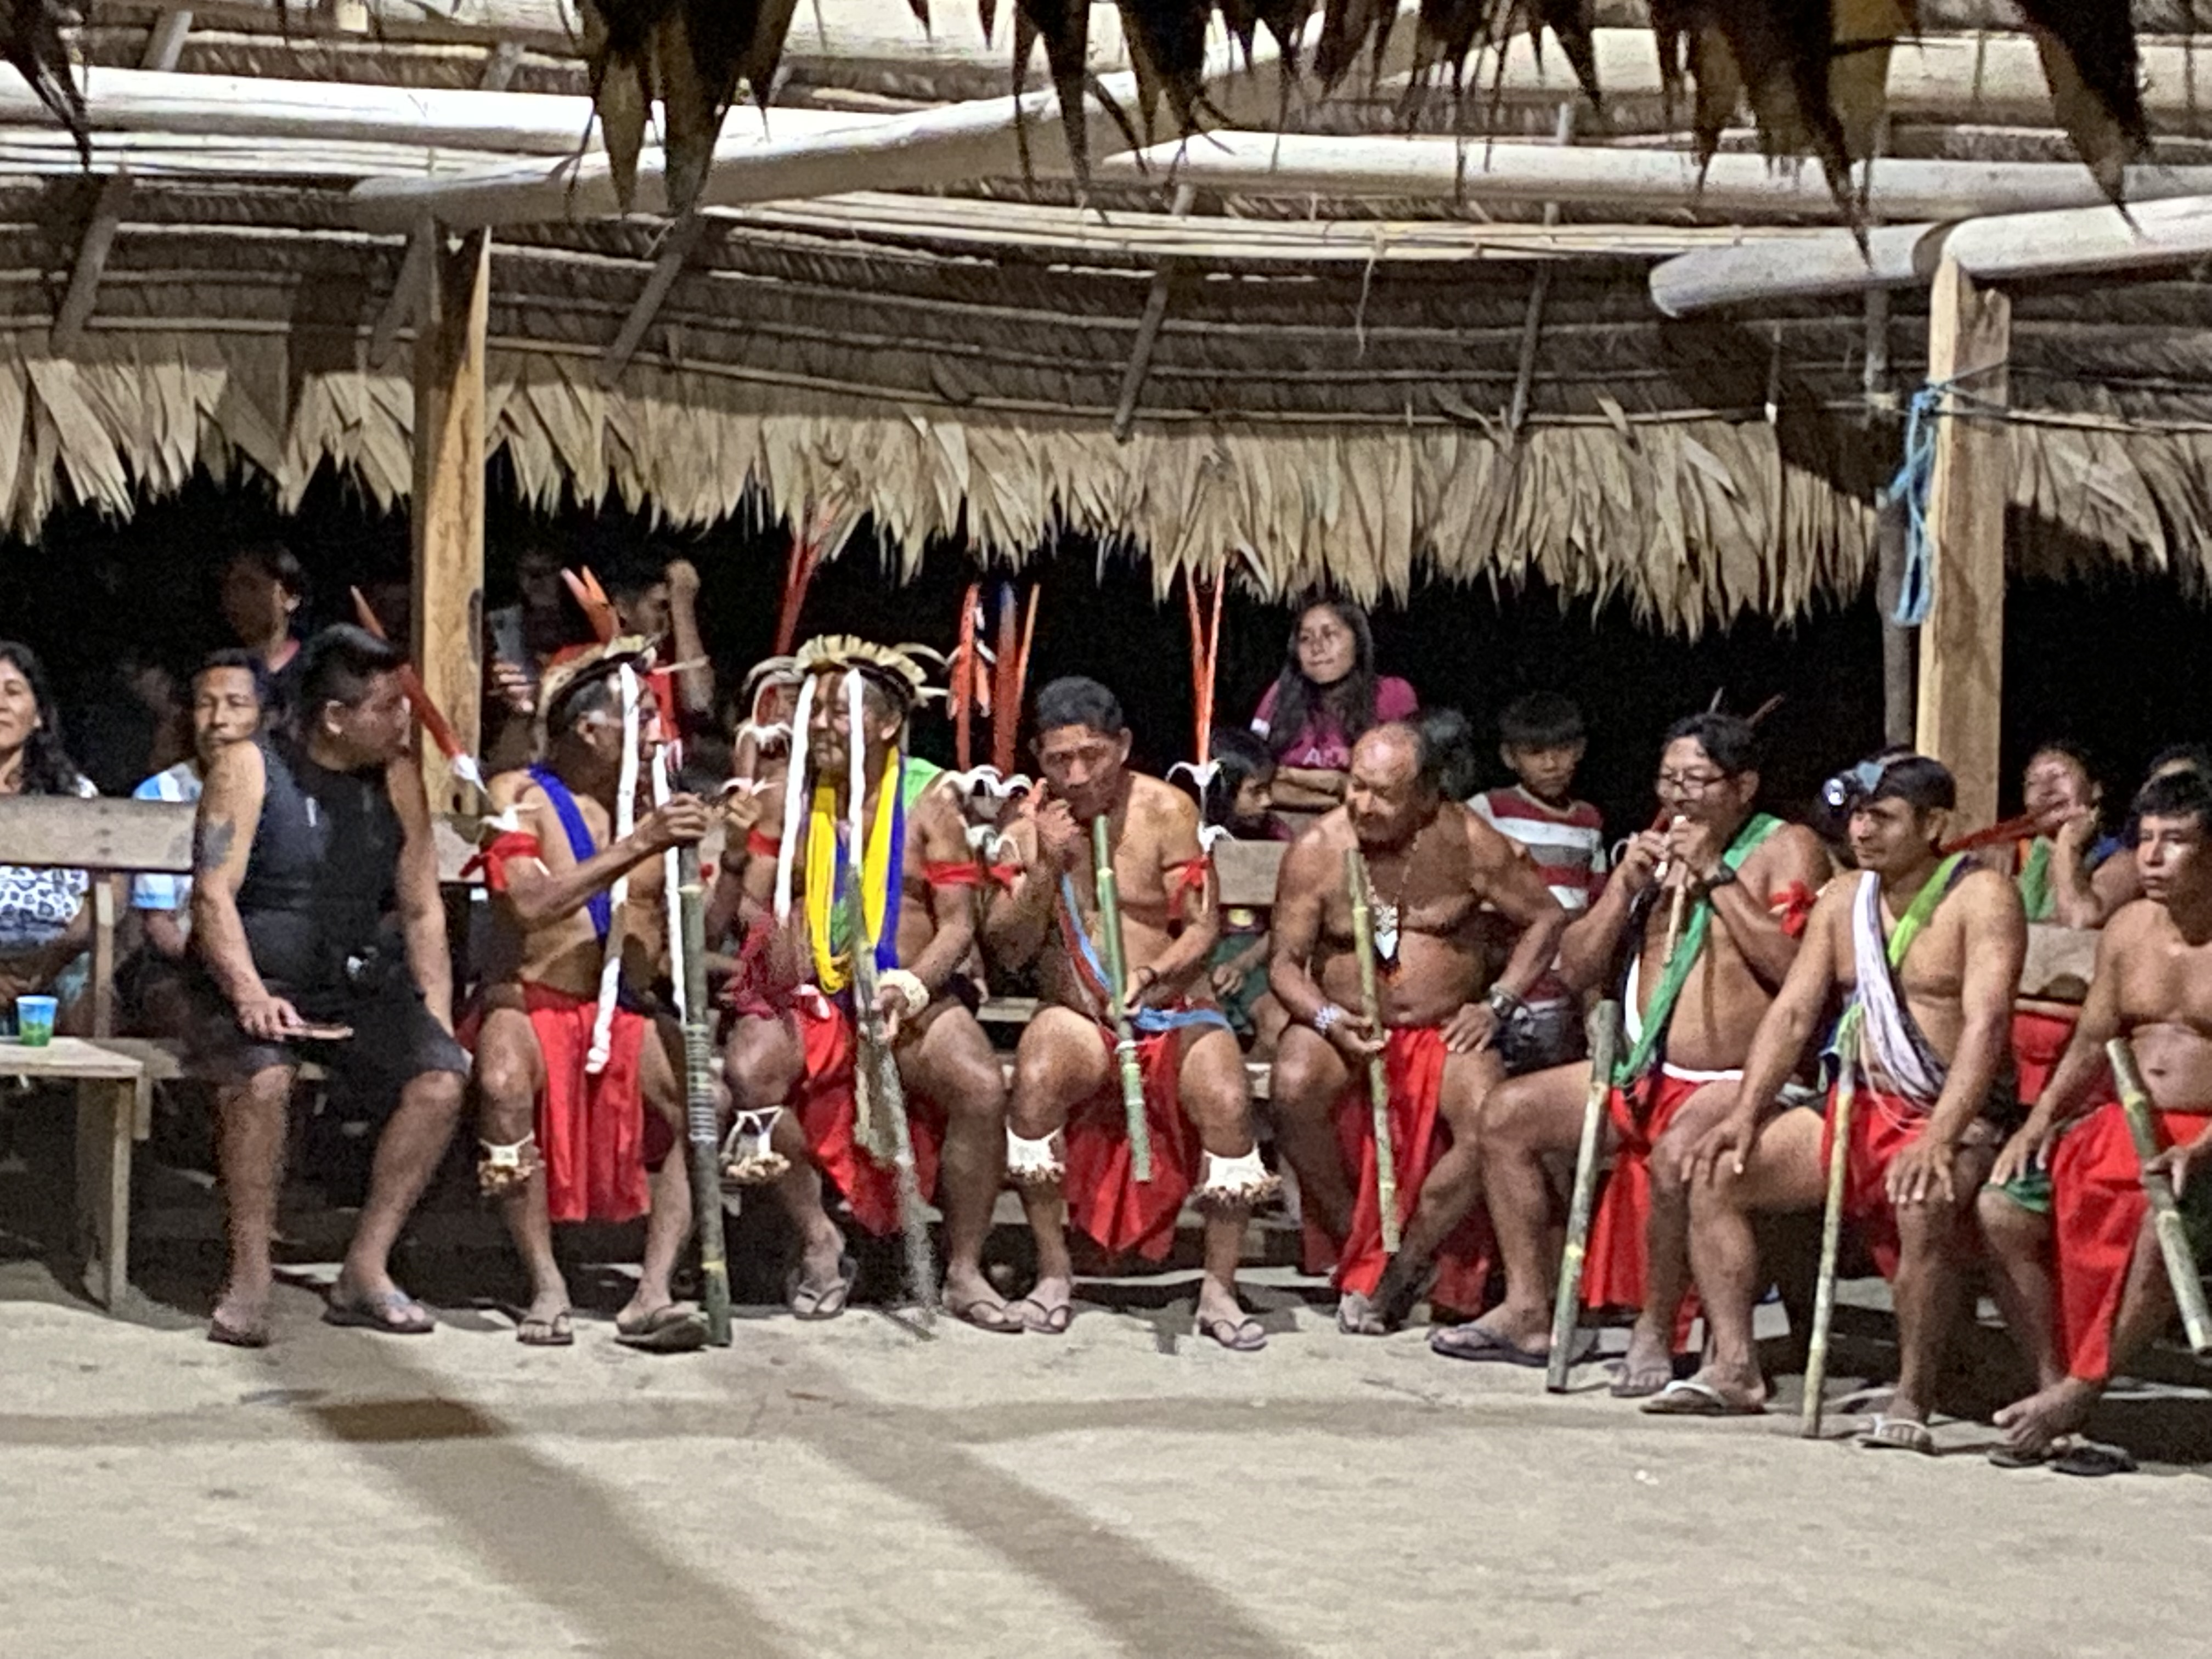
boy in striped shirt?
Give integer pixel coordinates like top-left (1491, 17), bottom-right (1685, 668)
top-left (1471, 693), bottom-right (1606, 1073)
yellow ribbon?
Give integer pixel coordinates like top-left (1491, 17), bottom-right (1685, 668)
top-left (805, 749), bottom-right (900, 994)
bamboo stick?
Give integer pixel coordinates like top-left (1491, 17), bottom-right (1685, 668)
top-left (1802, 1011), bottom-right (1863, 1439)
top-left (1546, 999), bottom-right (1622, 1393)
top-left (1093, 813), bottom-right (1152, 1184)
top-left (2105, 1037), bottom-right (2212, 1358)
top-left (678, 843), bottom-right (732, 1346)
top-left (1346, 848), bottom-right (1401, 1256)
top-left (848, 886), bottom-right (939, 1313)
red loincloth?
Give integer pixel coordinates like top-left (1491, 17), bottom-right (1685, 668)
top-left (1061, 1023), bottom-right (1204, 1262)
top-left (1817, 1081), bottom-right (1934, 1280)
top-left (786, 990), bottom-right (946, 1239)
top-left (517, 984), bottom-right (665, 1226)
top-left (2050, 1097), bottom-right (2212, 1383)
top-left (2011, 1007), bottom-right (2082, 1111)
top-left (1582, 1070), bottom-right (1717, 1313)
top-left (1301, 1025), bottom-right (1494, 1313)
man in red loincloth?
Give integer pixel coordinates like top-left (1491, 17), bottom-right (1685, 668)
top-left (1268, 723), bottom-right (1566, 1334)
top-left (1656, 754), bottom-right (2022, 1437)
top-left (1981, 768), bottom-right (2212, 1468)
top-left (1440, 713), bottom-right (1830, 1385)
top-left (714, 636), bottom-right (1016, 1331)
top-left (983, 676), bottom-right (1277, 1349)
top-left (470, 642), bottom-right (714, 1350)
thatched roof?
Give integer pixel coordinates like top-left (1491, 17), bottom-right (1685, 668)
top-left (5, 2), bottom-right (2211, 631)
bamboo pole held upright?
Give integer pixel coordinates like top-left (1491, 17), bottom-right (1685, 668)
top-left (408, 219), bottom-right (489, 816)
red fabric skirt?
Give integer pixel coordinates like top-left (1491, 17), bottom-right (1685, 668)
top-left (789, 993), bottom-right (945, 1239)
top-left (1818, 1082), bottom-right (1932, 1280)
top-left (2051, 1098), bottom-right (2212, 1382)
top-left (1299, 1026), bottom-right (1494, 1314)
top-left (1582, 1070), bottom-right (1713, 1313)
top-left (2011, 1007), bottom-right (2082, 1111)
top-left (1062, 1024), bottom-right (1203, 1262)
top-left (521, 984), bottom-right (657, 1226)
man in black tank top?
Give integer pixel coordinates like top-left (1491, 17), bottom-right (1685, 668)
top-left (189, 625), bottom-right (467, 1347)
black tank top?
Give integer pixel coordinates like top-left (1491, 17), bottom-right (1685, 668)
top-left (235, 737), bottom-right (404, 1000)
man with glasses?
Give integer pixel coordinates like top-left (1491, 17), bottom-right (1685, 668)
top-left (1430, 713), bottom-right (1829, 1388)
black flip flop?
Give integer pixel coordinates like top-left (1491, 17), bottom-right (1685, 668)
top-left (1429, 1324), bottom-right (1548, 1368)
top-left (614, 1306), bottom-right (709, 1353)
top-left (323, 1289), bottom-right (435, 1335)
top-left (2052, 1442), bottom-right (2137, 1477)
top-left (946, 1297), bottom-right (1026, 1335)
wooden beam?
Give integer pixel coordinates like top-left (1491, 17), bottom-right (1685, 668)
top-left (52, 173), bottom-right (133, 356)
top-left (1914, 256), bottom-right (2010, 830)
top-left (598, 212), bottom-right (707, 388)
top-left (140, 10), bottom-right (194, 70)
top-left (1111, 182), bottom-right (1195, 442)
top-left (368, 212), bottom-right (433, 369)
top-left (409, 224), bottom-right (491, 816)
top-left (476, 39), bottom-right (522, 90)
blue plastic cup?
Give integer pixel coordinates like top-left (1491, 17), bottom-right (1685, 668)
top-left (15, 995), bottom-right (56, 1047)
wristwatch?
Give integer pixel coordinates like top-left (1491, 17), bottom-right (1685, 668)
top-left (1693, 864), bottom-right (1739, 900)
top-left (1486, 985), bottom-right (1525, 1023)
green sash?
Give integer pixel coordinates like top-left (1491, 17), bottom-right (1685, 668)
top-left (2015, 837), bottom-right (2053, 923)
top-left (1613, 812), bottom-right (1784, 1087)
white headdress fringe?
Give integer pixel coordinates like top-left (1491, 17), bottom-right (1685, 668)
top-left (772, 673), bottom-right (819, 922)
top-left (586, 664), bottom-right (639, 1075)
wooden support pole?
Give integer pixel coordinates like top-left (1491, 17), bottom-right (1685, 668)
top-left (1111, 182), bottom-right (1194, 442)
top-left (1913, 256), bottom-right (2010, 828)
top-left (52, 173), bottom-right (132, 355)
top-left (140, 10), bottom-right (193, 70)
top-left (599, 212), bottom-right (706, 387)
top-left (368, 212), bottom-right (433, 369)
top-left (409, 224), bottom-right (490, 816)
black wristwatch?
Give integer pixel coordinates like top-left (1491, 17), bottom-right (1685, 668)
top-left (1693, 864), bottom-right (1739, 900)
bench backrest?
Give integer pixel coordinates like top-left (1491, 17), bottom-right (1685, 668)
top-left (1214, 839), bottom-right (1285, 909)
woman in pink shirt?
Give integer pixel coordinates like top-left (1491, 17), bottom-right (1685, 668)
top-left (1249, 600), bottom-right (1418, 809)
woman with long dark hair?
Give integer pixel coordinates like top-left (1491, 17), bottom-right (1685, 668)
top-left (1248, 600), bottom-right (1418, 809)
top-left (0, 641), bottom-right (98, 1029)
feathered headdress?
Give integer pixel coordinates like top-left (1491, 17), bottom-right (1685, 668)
top-left (789, 635), bottom-right (949, 713)
top-left (535, 634), bottom-right (656, 748)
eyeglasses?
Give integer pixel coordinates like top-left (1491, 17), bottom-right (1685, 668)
top-left (1655, 769), bottom-right (1730, 795)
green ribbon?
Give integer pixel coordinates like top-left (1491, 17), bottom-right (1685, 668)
top-left (2015, 837), bottom-right (2053, 923)
top-left (1613, 812), bottom-right (1784, 1088)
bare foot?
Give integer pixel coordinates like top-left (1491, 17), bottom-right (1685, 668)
top-left (1996, 1376), bottom-right (2102, 1457)
top-left (1611, 1321), bottom-right (1677, 1398)
top-left (516, 1285), bottom-right (573, 1347)
top-left (1012, 1274), bottom-right (1073, 1334)
top-left (208, 1283), bottom-right (271, 1348)
top-left (1337, 1289), bottom-right (1387, 1336)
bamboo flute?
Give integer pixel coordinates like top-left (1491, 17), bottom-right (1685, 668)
top-left (1346, 848), bottom-right (1401, 1255)
top-left (1546, 1000), bottom-right (1623, 1392)
top-left (848, 885), bottom-right (940, 1314)
top-left (1093, 813), bottom-right (1153, 1183)
top-left (1802, 1008), bottom-right (1863, 1437)
top-left (677, 843), bottom-right (732, 1346)
top-left (2106, 1037), bottom-right (2212, 1357)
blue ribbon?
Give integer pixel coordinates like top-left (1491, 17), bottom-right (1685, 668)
top-left (1057, 874), bottom-right (1231, 1036)
top-left (1886, 365), bottom-right (2006, 629)
top-left (528, 765), bottom-right (610, 940)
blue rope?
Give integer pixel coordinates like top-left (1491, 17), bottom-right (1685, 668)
top-left (1886, 365), bottom-right (2006, 628)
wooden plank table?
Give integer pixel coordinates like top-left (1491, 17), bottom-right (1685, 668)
top-left (0, 1037), bottom-right (149, 1308)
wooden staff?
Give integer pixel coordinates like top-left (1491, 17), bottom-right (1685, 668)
top-left (1801, 1009), bottom-right (1863, 1438)
top-left (678, 843), bottom-right (732, 1346)
top-left (1546, 999), bottom-right (1623, 1392)
top-left (2106, 1037), bottom-right (2212, 1357)
top-left (1093, 812), bottom-right (1153, 1183)
top-left (848, 888), bottom-right (940, 1314)
top-left (1346, 848), bottom-right (1401, 1255)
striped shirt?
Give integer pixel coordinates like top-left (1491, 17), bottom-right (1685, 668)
top-left (1471, 787), bottom-right (1606, 1008)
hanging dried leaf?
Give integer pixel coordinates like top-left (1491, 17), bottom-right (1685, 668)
top-left (579, 0), bottom-right (666, 212)
top-left (2014, 0), bottom-right (2146, 205)
top-left (4, 0), bottom-right (88, 166)
top-left (1116, 0), bottom-right (1222, 145)
top-left (1006, 0), bottom-right (1142, 196)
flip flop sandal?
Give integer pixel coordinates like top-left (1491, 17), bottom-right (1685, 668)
top-left (1195, 1314), bottom-right (1268, 1353)
top-left (2052, 1442), bottom-right (2138, 1478)
top-left (1429, 1325), bottom-right (1548, 1368)
top-left (1008, 1295), bottom-right (1073, 1335)
top-left (614, 1306), bottom-right (709, 1353)
top-left (1609, 1363), bottom-right (1677, 1400)
top-left (787, 1255), bottom-right (857, 1322)
top-left (946, 1297), bottom-right (1026, 1335)
top-left (1638, 1379), bottom-right (1765, 1418)
top-left (323, 1289), bottom-right (435, 1335)
top-left (1859, 1414), bottom-right (1938, 1455)
top-left (516, 1310), bottom-right (575, 1348)
top-left (1336, 1293), bottom-right (1387, 1337)
top-left (207, 1313), bottom-right (270, 1350)
top-left (1987, 1443), bottom-right (2052, 1470)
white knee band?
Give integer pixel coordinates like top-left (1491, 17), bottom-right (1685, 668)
top-left (1006, 1127), bottom-right (1064, 1187)
top-left (1193, 1146), bottom-right (1280, 1213)
top-left (720, 1107), bottom-right (791, 1186)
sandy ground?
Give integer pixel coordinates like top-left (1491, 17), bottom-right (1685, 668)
top-left (5, 1146), bottom-right (2212, 1658)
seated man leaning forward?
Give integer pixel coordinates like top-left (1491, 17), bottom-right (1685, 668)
top-left (1981, 768), bottom-right (2212, 1467)
top-left (1657, 754), bottom-right (2022, 1437)
top-left (470, 642), bottom-right (714, 1351)
top-left (189, 625), bottom-right (467, 1346)
top-left (1439, 713), bottom-right (1829, 1383)
top-left (714, 636), bottom-right (1015, 1331)
top-left (984, 676), bottom-right (1277, 1350)
top-left (1268, 723), bottom-right (1567, 1334)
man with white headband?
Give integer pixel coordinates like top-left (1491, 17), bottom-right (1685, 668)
top-left (714, 636), bottom-right (1017, 1331)
top-left (469, 642), bottom-right (714, 1351)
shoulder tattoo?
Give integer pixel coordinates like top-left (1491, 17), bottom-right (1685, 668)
top-left (194, 816), bottom-right (235, 874)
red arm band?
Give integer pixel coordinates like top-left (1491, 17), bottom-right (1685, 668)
top-left (746, 827), bottom-right (781, 862)
top-left (1165, 856), bottom-right (1211, 924)
top-left (988, 864), bottom-right (1024, 891)
top-left (1769, 881), bottom-right (1818, 940)
top-left (461, 831), bottom-right (543, 894)
top-left (925, 860), bottom-right (986, 888)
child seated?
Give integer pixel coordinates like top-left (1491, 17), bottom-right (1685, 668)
top-left (1201, 729), bottom-right (1291, 1053)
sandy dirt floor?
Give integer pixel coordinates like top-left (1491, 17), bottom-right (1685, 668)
top-left (4, 1139), bottom-right (2212, 1658)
